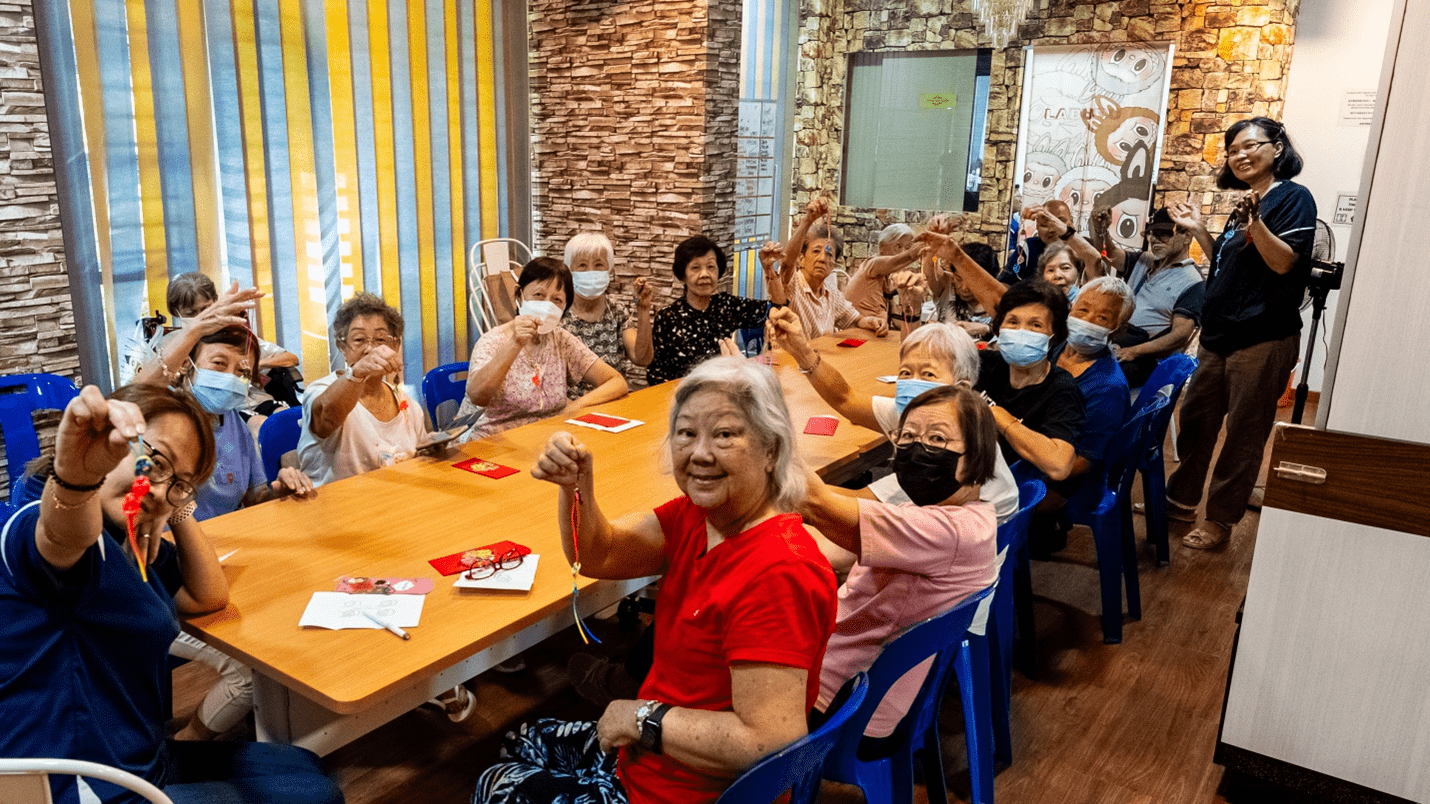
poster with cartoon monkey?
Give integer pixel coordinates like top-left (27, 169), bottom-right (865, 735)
top-left (1013, 44), bottom-right (1175, 251)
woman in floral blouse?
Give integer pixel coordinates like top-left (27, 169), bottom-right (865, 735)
top-left (561, 232), bottom-right (654, 398)
top-left (458, 257), bottom-right (629, 440)
top-left (646, 236), bottom-right (786, 385)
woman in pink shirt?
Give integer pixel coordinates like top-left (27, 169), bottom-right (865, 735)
top-left (800, 384), bottom-right (1000, 738)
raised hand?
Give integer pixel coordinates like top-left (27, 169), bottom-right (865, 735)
top-left (1166, 200), bottom-right (1202, 231)
top-left (1233, 190), bottom-right (1261, 225)
top-left (1090, 207), bottom-right (1112, 239)
top-left (530, 430), bottom-right (592, 487)
top-left (53, 385), bottom-right (144, 489)
top-left (805, 195), bottom-right (832, 221)
top-left (348, 344), bottom-right (403, 382)
top-left (757, 241), bottom-right (782, 271)
top-left (191, 280), bottom-right (263, 336)
top-left (634, 276), bottom-right (653, 312)
top-left (510, 315), bottom-right (541, 347)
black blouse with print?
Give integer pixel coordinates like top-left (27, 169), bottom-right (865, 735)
top-left (646, 292), bottom-right (771, 385)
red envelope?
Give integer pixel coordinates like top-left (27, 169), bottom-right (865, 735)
top-left (804, 416), bottom-right (839, 436)
top-left (838, 338), bottom-right (866, 347)
top-left (429, 540), bottom-right (533, 576)
top-left (453, 457), bottom-right (519, 478)
top-left (575, 412), bottom-right (630, 428)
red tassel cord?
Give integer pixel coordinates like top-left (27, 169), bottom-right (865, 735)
top-left (124, 438), bottom-right (154, 582)
top-left (569, 475), bottom-right (601, 645)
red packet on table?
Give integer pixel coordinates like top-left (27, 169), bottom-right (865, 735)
top-left (453, 457), bottom-right (519, 478)
top-left (838, 338), bottom-right (867, 347)
top-left (575, 412), bottom-right (629, 428)
top-left (429, 540), bottom-right (533, 576)
top-left (804, 415), bottom-right (840, 436)
top-left (335, 576), bottom-right (435, 595)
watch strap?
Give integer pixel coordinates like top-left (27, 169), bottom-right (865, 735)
top-left (642, 702), bottom-right (672, 754)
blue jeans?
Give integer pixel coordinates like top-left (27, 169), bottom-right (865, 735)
top-left (163, 740), bottom-right (343, 804)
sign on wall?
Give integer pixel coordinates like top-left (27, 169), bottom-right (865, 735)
top-left (1013, 43), bottom-right (1176, 250)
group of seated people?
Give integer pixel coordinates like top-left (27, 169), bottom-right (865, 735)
top-left (0, 201), bottom-right (1205, 802)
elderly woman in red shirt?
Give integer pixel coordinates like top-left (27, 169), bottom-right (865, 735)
top-left (473, 356), bottom-right (838, 804)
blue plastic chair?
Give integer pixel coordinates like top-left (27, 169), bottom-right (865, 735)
top-left (1129, 353), bottom-right (1198, 565)
top-left (0, 373), bottom-right (79, 519)
top-left (714, 673), bottom-right (869, 804)
top-left (257, 407), bottom-right (303, 484)
top-left (967, 479), bottom-right (1047, 771)
top-left (1058, 394), bottom-right (1171, 643)
top-left (422, 361), bottom-right (469, 429)
top-left (823, 585), bottom-right (996, 804)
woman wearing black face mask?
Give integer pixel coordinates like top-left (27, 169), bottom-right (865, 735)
top-left (799, 385), bottom-right (1000, 739)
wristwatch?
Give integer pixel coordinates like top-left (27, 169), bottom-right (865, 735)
top-left (635, 700), bottom-right (672, 753)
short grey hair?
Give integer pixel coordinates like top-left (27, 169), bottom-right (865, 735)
top-left (878, 223), bottom-right (915, 246)
top-left (667, 356), bottom-right (807, 512)
top-left (563, 231), bottom-right (615, 270)
top-left (1080, 276), bottom-right (1136, 325)
top-left (900, 323), bottom-right (981, 387)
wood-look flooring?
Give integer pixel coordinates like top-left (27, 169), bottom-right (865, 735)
top-left (173, 402), bottom-right (1311, 803)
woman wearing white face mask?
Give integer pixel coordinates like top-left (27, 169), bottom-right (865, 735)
top-left (460, 257), bottom-right (629, 440)
top-left (562, 232), bottom-right (654, 397)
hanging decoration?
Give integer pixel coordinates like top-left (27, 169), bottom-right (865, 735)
top-left (972, 0), bottom-right (1035, 49)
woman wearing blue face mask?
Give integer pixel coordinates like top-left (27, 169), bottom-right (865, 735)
top-left (460, 257), bottom-right (629, 439)
top-left (918, 232), bottom-right (1086, 482)
top-left (562, 232), bottom-right (654, 398)
top-left (171, 326), bottom-right (315, 742)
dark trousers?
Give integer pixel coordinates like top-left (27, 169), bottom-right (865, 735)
top-left (164, 740), bottom-right (344, 804)
top-left (1166, 335), bottom-right (1299, 527)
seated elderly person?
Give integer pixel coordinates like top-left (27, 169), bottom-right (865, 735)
top-left (801, 384), bottom-right (998, 737)
top-left (0, 384), bottom-right (342, 804)
top-left (298, 292), bottom-right (428, 486)
top-left (919, 231), bottom-right (1088, 481)
top-left (1089, 204), bottom-right (1204, 387)
top-left (133, 273), bottom-right (301, 409)
top-left (1001, 201), bottom-right (1103, 287)
top-left (645, 236), bottom-right (786, 385)
top-left (923, 234), bottom-right (996, 339)
top-left (474, 357), bottom-right (838, 804)
top-left (459, 257), bottom-right (629, 438)
top-left (841, 223), bottom-right (924, 328)
top-left (1039, 241), bottom-right (1086, 305)
top-left (768, 309), bottom-right (1021, 523)
top-left (779, 196), bottom-right (888, 338)
top-left (562, 232), bottom-right (654, 397)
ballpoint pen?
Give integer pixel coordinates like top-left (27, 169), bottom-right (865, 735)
top-left (361, 610), bottom-right (410, 640)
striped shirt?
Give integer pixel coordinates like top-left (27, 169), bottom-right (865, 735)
top-left (789, 271), bottom-right (861, 337)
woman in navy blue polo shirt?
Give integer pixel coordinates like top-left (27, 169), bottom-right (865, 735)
top-left (0, 383), bottom-right (342, 804)
top-left (1165, 118), bottom-right (1317, 550)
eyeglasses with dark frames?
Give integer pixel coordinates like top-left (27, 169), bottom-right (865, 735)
top-left (463, 548), bottom-right (525, 581)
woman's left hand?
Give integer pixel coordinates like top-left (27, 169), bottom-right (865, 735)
top-left (635, 277), bottom-right (653, 312)
top-left (859, 315), bottom-right (889, 337)
top-left (718, 334), bottom-right (742, 357)
top-left (597, 700), bottom-right (641, 754)
top-left (1234, 190), bottom-right (1261, 225)
top-left (273, 467), bottom-right (316, 499)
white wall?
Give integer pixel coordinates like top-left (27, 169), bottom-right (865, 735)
top-left (1279, 0), bottom-right (1396, 393)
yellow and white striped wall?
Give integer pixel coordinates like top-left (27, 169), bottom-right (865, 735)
top-left (41, 0), bottom-right (517, 386)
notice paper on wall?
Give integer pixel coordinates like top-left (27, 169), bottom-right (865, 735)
top-left (299, 592), bottom-right (425, 631)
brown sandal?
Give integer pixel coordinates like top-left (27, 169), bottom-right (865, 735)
top-left (1182, 522), bottom-right (1230, 550)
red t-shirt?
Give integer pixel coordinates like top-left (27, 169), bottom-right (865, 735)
top-left (616, 496), bottom-right (839, 804)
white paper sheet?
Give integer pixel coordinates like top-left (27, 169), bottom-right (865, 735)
top-left (453, 554), bottom-right (541, 592)
top-left (299, 591), bottom-right (426, 630)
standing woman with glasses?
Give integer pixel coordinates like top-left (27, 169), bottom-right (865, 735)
top-left (298, 292), bottom-right (428, 487)
top-left (1163, 117), bottom-right (1316, 550)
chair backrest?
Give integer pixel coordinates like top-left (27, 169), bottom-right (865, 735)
top-left (827, 585), bottom-right (996, 762)
top-left (0, 373), bottom-right (79, 500)
top-left (0, 758), bottom-right (173, 804)
top-left (468, 238), bottom-right (531, 333)
top-left (1130, 352), bottom-right (1197, 415)
top-left (257, 407), bottom-right (303, 484)
top-left (422, 362), bottom-right (470, 429)
top-left (1102, 393), bottom-right (1170, 490)
top-left (997, 479), bottom-right (1048, 555)
top-left (715, 673), bottom-right (870, 804)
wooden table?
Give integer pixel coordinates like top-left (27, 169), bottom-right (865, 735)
top-left (188, 332), bottom-right (901, 755)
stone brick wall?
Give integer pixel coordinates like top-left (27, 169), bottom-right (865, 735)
top-left (793, 0), bottom-right (1299, 261)
top-left (0, 0), bottom-right (79, 500)
top-left (528, 0), bottom-right (741, 311)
